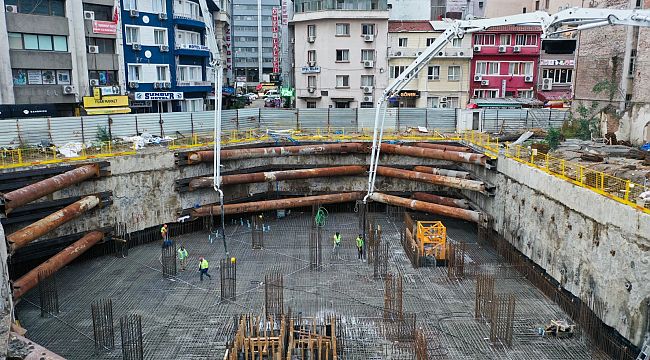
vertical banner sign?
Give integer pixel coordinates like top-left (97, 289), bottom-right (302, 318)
top-left (225, 26), bottom-right (232, 71)
top-left (281, 0), bottom-right (288, 25)
top-left (272, 7), bottom-right (280, 73)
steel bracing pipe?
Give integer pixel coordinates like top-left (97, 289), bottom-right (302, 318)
top-left (380, 143), bottom-right (488, 166)
top-left (413, 142), bottom-right (472, 153)
top-left (376, 166), bottom-right (486, 192)
top-left (368, 192), bottom-right (481, 223)
top-left (2, 164), bottom-right (100, 214)
top-left (190, 192), bottom-right (363, 217)
top-left (412, 192), bottom-right (470, 209)
top-left (187, 143), bottom-right (368, 163)
top-left (7, 195), bottom-right (101, 252)
top-left (12, 230), bottom-right (104, 299)
top-left (412, 166), bottom-right (471, 179)
top-left (189, 166), bottom-right (367, 190)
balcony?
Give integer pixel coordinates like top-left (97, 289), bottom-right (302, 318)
top-left (173, 5), bottom-right (205, 28)
top-left (175, 43), bottom-right (211, 57)
top-left (177, 80), bottom-right (211, 86)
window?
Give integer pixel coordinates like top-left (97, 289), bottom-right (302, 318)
top-left (8, 33), bottom-right (22, 49)
top-left (542, 68), bottom-right (573, 84)
top-left (307, 50), bottom-right (316, 63)
top-left (177, 30), bottom-right (201, 45)
top-left (336, 23), bottom-right (350, 36)
top-left (474, 34), bottom-right (495, 46)
top-left (361, 75), bottom-right (374, 86)
top-left (518, 90), bottom-right (534, 98)
top-left (427, 65), bottom-right (440, 80)
top-left (360, 102), bottom-right (373, 108)
top-left (499, 34), bottom-right (511, 46)
top-left (307, 24), bottom-right (316, 37)
top-left (451, 37), bottom-right (462, 47)
top-left (475, 61), bottom-right (500, 75)
top-left (473, 89), bottom-right (499, 98)
top-left (152, 0), bottom-right (165, 13)
top-left (336, 75), bottom-right (349, 88)
top-left (390, 65), bottom-right (406, 78)
top-left (335, 101), bottom-right (350, 108)
top-left (83, 4), bottom-right (112, 20)
top-left (154, 29), bottom-right (167, 45)
top-left (398, 38), bottom-right (408, 47)
top-left (427, 97), bottom-right (439, 108)
top-left (9, 33), bottom-right (68, 51)
top-left (306, 101), bottom-right (317, 108)
top-left (426, 38), bottom-right (435, 46)
top-left (89, 70), bottom-right (118, 85)
top-left (86, 38), bottom-right (115, 53)
top-left (508, 62), bottom-right (533, 76)
top-left (629, 49), bottom-right (637, 77)
top-left (12, 69), bottom-right (70, 85)
top-left (37, 35), bottom-right (53, 50)
top-left (181, 99), bottom-right (204, 112)
top-left (156, 66), bottom-right (168, 81)
top-left (124, 0), bottom-right (137, 10)
top-left (515, 34), bottom-right (537, 46)
top-left (336, 49), bottom-right (349, 62)
top-left (125, 26), bottom-right (140, 44)
top-left (448, 66), bottom-right (461, 81)
top-left (307, 75), bottom-right (317, 88)
top-left (362, 23), bottom-right (375, 35)
top-left (361, 49), bottom-right (374, 61)
top-left (447, 97), bottom-right (459, 108)
top-left (128, 64), bottom-right (141, 81)
top-left (177, 65), bottom-right (202, 81)
top-left (5, 0), bottom-right (65, 16)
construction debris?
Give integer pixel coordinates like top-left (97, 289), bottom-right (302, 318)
top-left (540, 319), bottom-right (575, 338)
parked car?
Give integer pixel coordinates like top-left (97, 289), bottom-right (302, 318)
top-left (236, 94), bottom-right (252, 105)
top-left (244, 93), bottom-right (259, 100)
top-left (263, 89), bottom-right (279, 98)
top-left (264, 96), bottom-right (282, 107)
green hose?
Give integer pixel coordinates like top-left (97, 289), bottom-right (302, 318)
top-left (315, 207), bottom-right (328, 227)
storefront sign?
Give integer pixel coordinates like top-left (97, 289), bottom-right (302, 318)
top-left (236, 76), bottom-right (247, 82)
top-left (225, 27), bottom-right (232, 71)
top-left (134, 92), bottom-right (184, 100)
top-left (281, 0), bottom-right (288, 25)
top-left (0, 104), bottom-right (57, 118)
top-left (540, 59), bottom-right (575, 66)
top-left (130, 100), bottom-right (152, 108)
top-left (86, 107), bottom-right (131, 115)
top-left (92, 20), bottom-right (117, 35)
top-left (178, 44), bottom-right (209, 51)
top-left (272, 7), bottom-right (280, 73)
top-left (301, 66), bottom-right (320, 74)
top-left (398, 90), bottom-right (420, 98)
top-left (83, 95), bottom-right (129, 108)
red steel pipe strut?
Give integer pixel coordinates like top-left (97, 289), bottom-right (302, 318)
top-left (376, 166), bottom-right (486, 192)
top-left (380, 143), bottom-right (488, 166)
top-left (189, 166), bottom-right (367, 191)
top-left (7, 195), bottom-right (101, 252)
top-left (13, 230), bottom-right (105, 299)
top-left (190, 192), bottom-right (364, 217)
top-left (188, 143), bottom-right (369, 164)
top-left (412, 192), bottom-right (470, 209)
top-left (2, 164), bottom-right (100, 214)
top-left (413, 142), bottom-right (472, 153)
top-left (368, 192), bottom-right (481, 223)
top-left (412, 166), bottom-right (471, 179)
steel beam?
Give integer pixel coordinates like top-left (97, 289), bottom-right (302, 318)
top-left (380, 143), bottom-right (488, 166)
top-left (414, 142), bottom-right (472, 152)
top-left (2, 164), bottom-right (100, 214)
top-left (7, 196), bottom-right (101, 252)
top-left (187, 143), bottom-right (368, 163)
top-left (412, 192), bottom-right (470, 209)
top-left (189, 166), bottom-right (367, 190)
top-left (12, 230), bottom-right (104, 299)
top-left (190, 192), bottom-right (363, 217)
top-left (376, 166), bottom-right (485, 192)
top-left (412, 166), bottom-right (471, 179)
top-left (369, 192), bottom-right (481, 223)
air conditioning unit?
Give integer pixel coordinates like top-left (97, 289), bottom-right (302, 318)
top-left (290, 38), bottom-right (295, 44)
top-left (128, 81), bottom-right (139, 88)
top-left (440, 96), bottom-right (448, 103)
top-left (481, 79), bottom-right (490, 86)
top-left (542, 78), bottom-right (553, 90)
top-left (129, 9), bottom-right (139, 17)
top-left (440, 103), bottom-right (448, 108)
top-left (524, 75), bottom-right (533, 82)
top-left (159, 12), bottom-right (167, 20)
top-left (437, 51), bottom-right (444, 56)
top-left (363, 95), bottom-right (373, 102)
top-left (473, 75), bottom-right (482, 82)
top-left (307, 35), bottom-right (315, 43)
top-left (160, 45), bottom-right (169, 52)
top-left (457, 51), bottom-right (464, 56)
top-left (83, 10), bottom-right (95, 20)
top-left (154, 82), bottom-right (163, 89)
top-left (90, 79), bottom-right (100, 86)
top-left (473, 45), bottom-right (481, 52)
top-left (88, 45), bottom-right (99, 54)
top-left (163, 82), bottom-right (171, 88)
top-left (132, 43), bottom-right (141, 51)
top-left (62, 85), bottom-right (76, 95)
top-left (307, 86), bottom-right (315, 93)
top-left (513, 45), bottom-right (521, 52)
top-left (308, 60), bottom-right (316, 67)
top-left (362, 86), bottom-right (373, 94)
top-left (5, 5), bottom-right (18, 13)
top-left (364, 34), bottom-right (374, 42)
top-left (394, 51), bottom-right (402, 56)
top-left (363, 60), bottom-right (374, 68)
top-left (498, 45), bottom-right (506, 52)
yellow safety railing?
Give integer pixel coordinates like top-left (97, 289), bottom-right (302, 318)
top-left (463, 131), bottom-right (650, 214)
top-left (0, 141), bottom-right (136, 169)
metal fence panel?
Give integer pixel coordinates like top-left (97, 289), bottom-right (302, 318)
top-left (328, 109), bottom-right (357, 132)
top-left (17, 118), bottom-right (51, 145)
top-left (190, 111), bottom-right (214, 136)
top-left (136, 113), bottom-right (162, 137)
top-left (160, 113), bottom-right (192, 137)
top-left (110, 114), bottom-right (139, 139)
top-left (220, 110), bottom-right (238, 132)
top-left (298, 108), bottom-right (329, 131)
top-left (358, 108), bottom-right (398, 131)
top-left (0, 120), bottom-right (20, 147)
top-left (260, 109), bottom-right (297, 130)
top-left (482, 109), bottom-right (527, 132)
top-left (237, 108), bottom-right (260, 131)
top-left (81, 116), bottom-right (110, 143)
top-left (49, 117), bottom-right (83, 146)
top-left (426, 109), bottom-right (456, 131)
top-left (397, 108), bottom-right (426, 131)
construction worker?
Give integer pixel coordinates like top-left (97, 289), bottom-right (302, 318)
top-left (161, 224), bottom-right (169, 241)
top-left (356, 234), bottom-right (364, 260)
top-left (332, 232), bottom-right (342, 254)
top-left (178, 245), bottom-right (189, 271)
top-left (198, 257), bottom-right (211, 281)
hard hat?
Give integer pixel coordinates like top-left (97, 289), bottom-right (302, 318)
top-left (230, 257), bottom-right (236, 263)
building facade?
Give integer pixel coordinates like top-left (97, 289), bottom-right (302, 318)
top-left (214, 0), bottom-right (233, 85)
top-left (292, 0), bottom-right (389, 108)
top-left (387, 0), bottom-right (485, 21)
top-left (121, 0), bottom-right (217, 113)
top-left (537, 38), bottom-right (575, 105)
top-left (484, 0), bottom-right (583, 18)
top-left (387, 20), bottom-right (471, 108)
top-left (469, 25), bottom-right (542, 100)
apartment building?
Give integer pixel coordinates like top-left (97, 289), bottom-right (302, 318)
top-left (388, 20), bottom-right (471, 108)
top-left (469, 26), bottom-right (542, 100)
top-left (213, 0), bottom-right (233, 85)
top-left (122, 0), bottom-right (218, 113)
top-left (292, 0), bottom-right (389, 108)
top-left (388, 0), bottom-right (485, 21)
top-left (484, 0), bottom-right (583, 17)
top-left (538, 38), bottom-right (575, 106)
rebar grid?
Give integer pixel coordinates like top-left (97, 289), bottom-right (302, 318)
top-left (38, 269), bottom-right (58, 317)
top-left (161, 240), bottom-right (177, 277)
top-left (120, 314), bottom-right (143, 360)
top-left (91, 299), bottom-right (114, 352)
top-left (383, 273), bottom-right (403, 323)
top-left (264, 271), bottom-right (283, 318)
top-left (475, 273), bottom-right (495, 321)
top-left (489, 293), bottom-right (516, 348)
top-left (252, 215), bottom-right (264, 249)
top-left (447, 241), bottom-right (466, 280)
top-left (220, 258), bottom-right (237, 301)
top-left (309, 206), bottom-right (323, 271)
top-left (414, 328), bottom-right (428, 360)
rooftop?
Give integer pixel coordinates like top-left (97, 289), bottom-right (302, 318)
top-left (388, 20), bottom-right (434, 32)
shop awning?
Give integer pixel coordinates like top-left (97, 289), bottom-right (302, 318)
top-left (85, 107), bottom-right (132, 115)
top-left (538, 90), bottom-right (571, 102)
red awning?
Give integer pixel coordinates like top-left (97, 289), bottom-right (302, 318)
top-left (538, 90), bottom-right (571, 102)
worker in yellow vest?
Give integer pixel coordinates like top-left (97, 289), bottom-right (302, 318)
top-left (332, 232), bottom-right (342, 254)
top-left (178, 245), bottom-right (189, 271)
top-left (356, 234), bottom-right (364, 260)
top-left (198, 257), bottom-right (211, 281)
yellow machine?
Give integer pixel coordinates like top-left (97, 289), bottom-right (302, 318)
top-left (415, 221), bottom-right (447, 264)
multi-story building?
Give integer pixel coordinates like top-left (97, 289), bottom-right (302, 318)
top-left (484, 0), bottom-right (583, 18)
top-left (213, 0), bottom-right (233, 85)
top-left (469, 25), bottom-right (542, 100)
top-left (121, 0), bottom-right (218, 113)
top-left (387, 20), bottom-right (471, 108)
top-left (387, 0), bottom-right (485, 21)
top-left (292, 0), bottom-right (389, 108)
top-left (537, 38), bottom-right (575, 105)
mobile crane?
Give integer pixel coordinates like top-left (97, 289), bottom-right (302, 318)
top-left (364, 7), bottom-right (650, 201)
